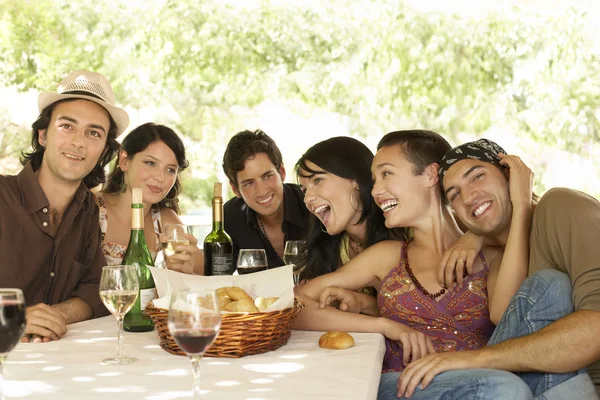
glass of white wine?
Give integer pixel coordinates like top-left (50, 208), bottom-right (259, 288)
top-left (168, 289), bottom-right (221, 400)
top-left (163, 223), bottom-right (190, 257)
top-left (99, 265), bottom-right (139, 365)
top-left (283, 240), bottom-right (308, 285)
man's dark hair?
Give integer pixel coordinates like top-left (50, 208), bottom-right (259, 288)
top-left (20, 98), bottom-right (119, 189)
top-left (222, 129), bottom-right (283, 188)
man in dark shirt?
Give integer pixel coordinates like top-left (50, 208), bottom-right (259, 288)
top-left (222, 130), bottom-right (309, 269)
top-left (0, 69), bottom-right (129, 343)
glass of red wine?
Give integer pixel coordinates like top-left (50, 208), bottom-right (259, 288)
top-left (0, 288), bottom-right (26, 399)
top-left (168, 289), bottom-right (221, 400)
top-left (236, 249), bottom-right (268, 275)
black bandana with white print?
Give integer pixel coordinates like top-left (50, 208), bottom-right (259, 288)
top-left (438, 139), bottom-right (507, 181)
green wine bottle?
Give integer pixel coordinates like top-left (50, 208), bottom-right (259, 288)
top-left (204, 182), bottom-right (234, 275)
top-left (123, 188), bottom-right (157, 332)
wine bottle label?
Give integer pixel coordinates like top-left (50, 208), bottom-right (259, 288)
top-left (212, 254), bottom-right (233, 275)
top-left (140, 288), bottom-right (157, 310)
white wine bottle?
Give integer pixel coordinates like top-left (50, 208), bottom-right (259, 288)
top-left (123, 188), bottom-right (157, 332)
top-left (203, 182), bottom-right (234, 275)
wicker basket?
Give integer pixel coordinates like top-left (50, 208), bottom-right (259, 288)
top-left (145, 296), bottom-right (305, 358)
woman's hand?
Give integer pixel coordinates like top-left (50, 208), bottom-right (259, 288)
top-left (162, 232), bottom-right (201, 274)
top-left (437, 231), bottom-right (484, 289)
top-left (318, 286), bottom-right (379, 315)
top-left (380, 319), bottom-right (437, 366)
top-left (319, 286), bottom-right (362, 313)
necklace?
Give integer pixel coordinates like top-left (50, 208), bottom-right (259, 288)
top-left (403, 241), bottom-right (466, 300)
top-left (349, 235), bottom-right (363, 248)
top-left (347, 235), bottom-right (363, 258)
top-left (257, 216), bottom-right (284, 264)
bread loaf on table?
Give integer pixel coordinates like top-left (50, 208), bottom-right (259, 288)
top-left (318, 331), bottom-right (354, 349)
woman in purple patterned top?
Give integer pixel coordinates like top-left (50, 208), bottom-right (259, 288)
top-left (294, 130), bottom-right (530, 373)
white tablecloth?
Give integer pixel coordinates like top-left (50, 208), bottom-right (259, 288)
top-left (4, 316), bottom-right (386, 399)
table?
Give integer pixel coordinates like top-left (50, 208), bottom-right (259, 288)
top-left (4, 316), bottom-right (386, 399)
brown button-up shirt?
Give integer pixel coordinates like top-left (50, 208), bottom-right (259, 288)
top-left (0, 163), bottom-right (107, 317)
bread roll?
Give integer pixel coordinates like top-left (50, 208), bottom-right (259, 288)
top-left (254, 296), bottom-right (279, 312)
top-left (318, 331), bottom-right (354, 350)
top-left (215, 287), bottom-right (231, 308)
top-left (216, 295), bottom-right (232, 309)
top-left (217, 286), bottom-right (253, 302)
top-left (224, 298), bottom-right (260, 313)
top-left (216, 286), bottom-right (271, 313)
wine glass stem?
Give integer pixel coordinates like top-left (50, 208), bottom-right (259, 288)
top-left (190, 355), bottom-right (202, 400)
top-left (116, 316), bottom-right (125, 359)
top-left (0, 356), bottom-right (5, 400)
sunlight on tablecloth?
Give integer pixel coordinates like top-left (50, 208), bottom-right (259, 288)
top-left (5, 316), bottom-right (385, 400)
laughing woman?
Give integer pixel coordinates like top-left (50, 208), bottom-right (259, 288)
top-left (294, 131), bottom-right (533, 397)
top-left (295, 136), bottom-right (405, 284)
top-left (98, 123), bottom-right (204, 274)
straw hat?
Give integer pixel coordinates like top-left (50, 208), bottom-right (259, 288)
top-left (38, 69), bottom-right (130, 136)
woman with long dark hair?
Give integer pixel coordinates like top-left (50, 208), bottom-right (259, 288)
top-left (98, 122), bottom-right (203, 274)
top-left (295, 136), bottom-right (405, 281)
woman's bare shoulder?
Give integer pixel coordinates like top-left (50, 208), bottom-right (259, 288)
top-left (367, 240), bottom-right (404, 253)
top-left (360, 240), bottom-right (404, 274)
top-left (160, 207), bottom-right (182, 223)
top-left (99, 192), bottom-right (119, 206)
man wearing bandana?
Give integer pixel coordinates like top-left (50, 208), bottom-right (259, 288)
top-left (386, 139), bottom-right (600, 399)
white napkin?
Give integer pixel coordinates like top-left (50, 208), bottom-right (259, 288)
top-left (149, 265), bottom-right (295, 312)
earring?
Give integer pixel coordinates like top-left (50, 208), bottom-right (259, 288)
top-left (119, 175), bottom-right (127, 193)
top-left (320, 223), bottom-right (328, 234)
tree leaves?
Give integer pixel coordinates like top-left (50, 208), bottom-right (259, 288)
top-left (1, 0), bottom-right (599, 200)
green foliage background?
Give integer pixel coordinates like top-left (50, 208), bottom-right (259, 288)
top-left (1, 0), bottom-right (599, 208)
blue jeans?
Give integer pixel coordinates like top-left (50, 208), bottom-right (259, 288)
top-left (488, 269), bottom-right (597, 399)
top-left (378, 269), bottom-right (596, 400)
top-left (378, 369), bottom-right (532, 400)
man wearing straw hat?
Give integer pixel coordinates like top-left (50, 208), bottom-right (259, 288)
top-left (0, 70), bottom-right (129, 343)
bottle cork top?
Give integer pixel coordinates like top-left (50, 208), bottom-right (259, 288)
top-left (214, 182), bottom-right (222, 198)
top-left (132, 188), bottom-right (143, 204)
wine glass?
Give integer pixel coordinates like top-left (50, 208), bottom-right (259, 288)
top-left (163, 223), bottom-right (190, 257)
top-left (99, 265), bottom-right (139, 365)
top-left (168, 289), bottom-right (221, 400)
top-left (283, 240), bottom-right (308, 285)
top-left (236, 249), bottom-right (268, 274)
top-left (0, 289), bottom-right (26, 399)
